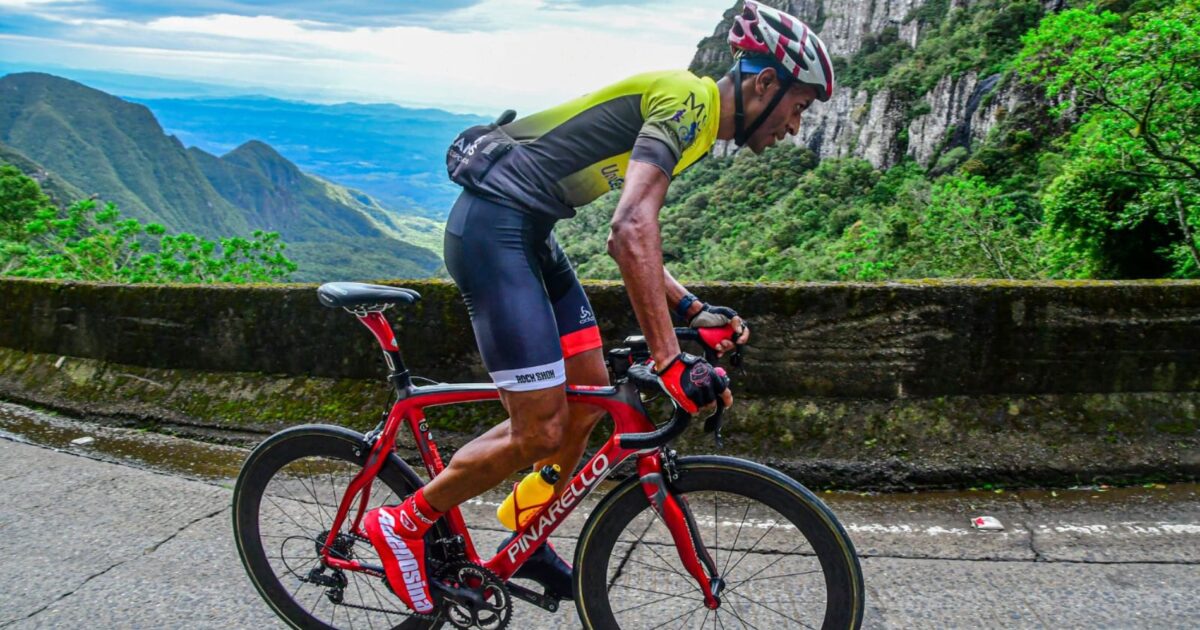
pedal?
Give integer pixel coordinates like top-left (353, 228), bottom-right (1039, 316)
top-left (507, 581), bottom-right (560, 613)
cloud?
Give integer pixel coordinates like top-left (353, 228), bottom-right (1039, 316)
top-left (1, 0), bottom-right (488, 27)
top-left (0, 0), bottom-right (736, 112)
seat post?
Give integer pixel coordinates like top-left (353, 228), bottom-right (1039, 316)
top-left (354, 311), bottom-right (413, 392)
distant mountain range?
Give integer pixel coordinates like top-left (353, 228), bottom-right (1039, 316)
top-left (0, 72), bottom-right (444, 281)
top-left (132, 95), bottom-right (490, 219)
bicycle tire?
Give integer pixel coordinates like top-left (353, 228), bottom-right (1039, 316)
top-left (574, 455), bottom-right (864, 629)
top-left (233, 424), bottom-right (448, 630)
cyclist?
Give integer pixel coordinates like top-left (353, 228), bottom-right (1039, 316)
top-left (363, 0), bottom-right (834, 614)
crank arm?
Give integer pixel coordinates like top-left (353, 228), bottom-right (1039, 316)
top-left (430, 580), bottom-right (485, 609)
top-left (507, 582), bottom-right (560, 613)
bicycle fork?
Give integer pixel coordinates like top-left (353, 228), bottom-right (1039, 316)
top-left (637, 452), bottom-right (723, 609)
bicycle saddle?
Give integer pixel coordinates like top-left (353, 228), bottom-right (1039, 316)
top-left (317, 282), bottom-right (421, 309)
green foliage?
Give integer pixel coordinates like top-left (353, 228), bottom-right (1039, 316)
top-left (839, 27), bottom-right (913, 89)
top-left (914, 176), bottom-right (1044, 279)
top-left (562, 149), bottom-right (1054, 282)
top-left (0, 165), bottom-right (53, 241)
top-left (2, 198), bottom-right (297, 283)
top-left (1020, 0), bottom-right (1200, 277)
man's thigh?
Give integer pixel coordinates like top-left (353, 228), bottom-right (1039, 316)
top-left (565, 347), bottom-right (609, 387)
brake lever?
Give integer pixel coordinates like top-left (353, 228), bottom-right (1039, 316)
top-left (703, 399), bottom-right (725, 449)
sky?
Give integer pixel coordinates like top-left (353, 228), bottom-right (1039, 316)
top-left (0, 0), bottom-right (735, 113)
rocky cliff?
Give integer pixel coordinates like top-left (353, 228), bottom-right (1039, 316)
top-left (691, 0), bottom-right (1062, 169)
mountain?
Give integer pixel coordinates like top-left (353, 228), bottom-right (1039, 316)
top-left (0, 72), bottom-right (442, 281)
top-left (0, 141), bottom-right (85, 207)
top-left (0, 72), bottom-right (250, 236)
top-left (689, 0), bottom-right (1052, 170)
top-left (129, 95), bottom-right (490, 219)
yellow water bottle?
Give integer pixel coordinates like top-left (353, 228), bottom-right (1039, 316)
top-left (497, 465), bottom-right (560, 530)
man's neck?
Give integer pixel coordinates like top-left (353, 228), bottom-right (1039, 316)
top-left (715, 75), bottom-right (738, 142)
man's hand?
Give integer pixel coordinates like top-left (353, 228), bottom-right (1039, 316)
top-left (655, 352), bottom-right (732, 413)
top-left (689, 303), bottom-right (751, 356)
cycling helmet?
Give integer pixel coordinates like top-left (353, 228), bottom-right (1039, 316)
top-left (726, 1), bottom-right (835, 147)
top-left (729, 0), bottom-right (835, 102)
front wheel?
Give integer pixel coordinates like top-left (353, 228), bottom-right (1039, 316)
top-left (574, 456), bottom-right (864, 629)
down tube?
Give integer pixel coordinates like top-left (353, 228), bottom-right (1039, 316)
top-left (484, 435), bottom-right (644, 579)
top-left (484, 392), bottom-right (655, 580)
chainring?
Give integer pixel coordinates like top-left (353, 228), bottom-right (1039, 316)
top-left (436, 561), bottom-right (513, 630)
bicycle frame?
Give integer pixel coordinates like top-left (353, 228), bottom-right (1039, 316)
top-left (318, 308), bottom-right (721, 608)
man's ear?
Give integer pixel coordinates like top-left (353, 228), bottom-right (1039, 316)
top-left (753, 67), bottom-right (779, 96)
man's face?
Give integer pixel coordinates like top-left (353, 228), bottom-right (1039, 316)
top-left (744, 73), bottom-right (818, 154)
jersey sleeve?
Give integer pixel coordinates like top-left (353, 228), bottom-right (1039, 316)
top-left (633, 73), bottom-right (713, 178)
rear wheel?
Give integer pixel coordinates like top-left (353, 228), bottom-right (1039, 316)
top-left (574, 456), bottom-right (864, 629)
top-left (233, 425), bottom-right (447, 629)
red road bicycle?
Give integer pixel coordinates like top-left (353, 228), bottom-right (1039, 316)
top-left (233, 282), bottom-right (865, 629)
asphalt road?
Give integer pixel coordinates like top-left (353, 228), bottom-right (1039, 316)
top-left (1, 403), bottom-right (1198, 629)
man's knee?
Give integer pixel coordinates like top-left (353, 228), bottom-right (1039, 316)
top-left (506, 390), bottom-right (569, 462)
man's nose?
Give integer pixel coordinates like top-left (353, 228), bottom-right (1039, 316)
top-left (787, 114), bottom-right (801, 136)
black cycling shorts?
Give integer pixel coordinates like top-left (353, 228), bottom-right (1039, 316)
top-left (444, 191), bottom-right (602, 391)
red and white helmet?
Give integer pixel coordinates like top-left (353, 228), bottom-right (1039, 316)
top-left (728, 0), bottom-right (835, 102)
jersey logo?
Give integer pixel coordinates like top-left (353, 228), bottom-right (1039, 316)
top-left (681, 121), bottom-right (699, 145)
top-left (600, 163), bottom-right (624, 190)
top-left (579, 306), bottom-right (595, 325)
top-left (676, 92), bottom-right (707, 149)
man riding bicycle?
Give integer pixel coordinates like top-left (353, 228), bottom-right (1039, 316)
top-left (363, 1), bottom-right (835, 614)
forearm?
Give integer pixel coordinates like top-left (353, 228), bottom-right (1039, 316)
top-left (663, 267), bottom-right (704, 321)
top-left (609, 213), bottom-right (680, 366)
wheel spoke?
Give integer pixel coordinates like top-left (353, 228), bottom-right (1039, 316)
top-left (611, 582), bottom-right (698, 599)
top-left (727, 567), bottom-right (820, 589)
top-left (350, 573), bottom-right (374, 630)
top-left (721, 517), bottom-right (779, 578)
top-left (611, 589), bottom-right (700, 616)
top-left (722, 502), bottom-right (752, 576)
top-left (654, 601), bottom-right (705, 629)
top-left (723, 597), bottom-right (762, 630)
top-left (727, 590), bottom-right (817, 630)
top-left (624, 555), bottom-right (694, 581)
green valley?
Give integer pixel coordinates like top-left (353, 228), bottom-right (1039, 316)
top-left (0, 73), bottom-right (443, 282)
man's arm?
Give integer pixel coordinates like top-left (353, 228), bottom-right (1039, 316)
top-left (607, 159), bottom-right (680, 368)
top-left (663, 267), bottom-right (704, 321)
top-left (663, 269), bottom-right (751, 355)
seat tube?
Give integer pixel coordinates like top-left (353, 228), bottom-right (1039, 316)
top-left (355, 311), bottom-right (412, 390)
top-left (637, 452), bottom-right (721, 609)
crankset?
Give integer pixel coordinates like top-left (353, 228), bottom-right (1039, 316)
top-left (434, 561), bottom-right (513, 630)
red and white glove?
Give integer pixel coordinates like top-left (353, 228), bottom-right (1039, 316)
top-left (655, 352), bottom-right (729, 414)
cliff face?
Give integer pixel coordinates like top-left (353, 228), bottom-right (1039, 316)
top-left (691, 0), bottom-right (1055, 169)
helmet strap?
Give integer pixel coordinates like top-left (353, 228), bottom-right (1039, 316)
top-left (732, 60), bottom-right (793, 147)
top-left (733, 63), bottom-right (747, 145)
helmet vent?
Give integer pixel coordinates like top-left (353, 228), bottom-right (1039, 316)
top-left (761, 13), bottom-right (798, 40)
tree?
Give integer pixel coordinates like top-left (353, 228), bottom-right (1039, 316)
top-left (917, 175), bottom-right (1044, 279)
top-left (0, 164), bottom-right (53, 242)
top-left (4, 198), bottom-right (298, 283)
top-left (1019, 2), bottom-right (1200, 277)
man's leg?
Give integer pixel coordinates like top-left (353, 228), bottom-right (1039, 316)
top-left (422, 385), bottom-right (569, 512)
top-left (537, 347), bottom-right (609, 494)
top-left (365, 191), bottom-right (577, 612)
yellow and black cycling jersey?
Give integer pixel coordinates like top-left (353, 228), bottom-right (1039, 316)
top-left (467, 70), bottom-right (721, 219)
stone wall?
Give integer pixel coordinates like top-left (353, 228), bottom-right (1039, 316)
top-left (1, 278), bottom-right (1198, 488)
